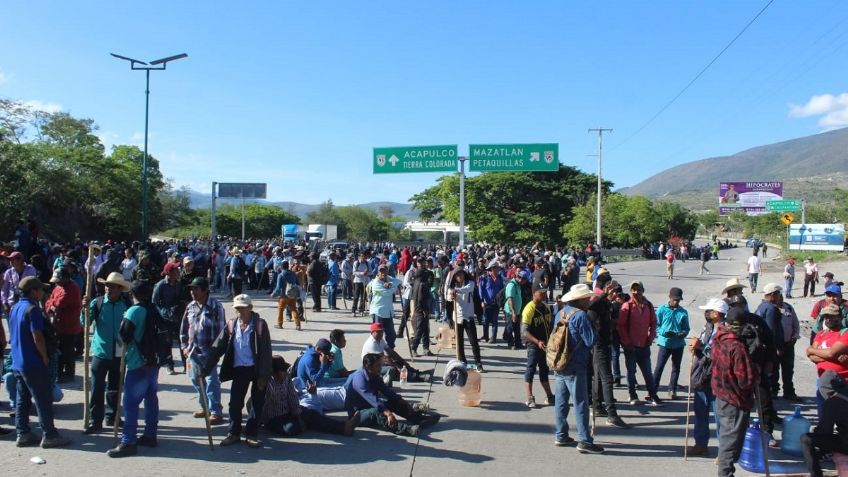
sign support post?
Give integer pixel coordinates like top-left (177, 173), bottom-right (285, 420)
top-left (459, 157), bottom-right (466, 248)
top-left (211, 181), bottom-right (217, 241)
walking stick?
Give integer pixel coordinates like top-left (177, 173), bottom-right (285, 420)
top-left (454, 298), bottom-right (461, 361)
top-left (407, 300), bottom-right (416, 362)
top-left (192, 356), bottom-right (215, 451)
top-left (83, 245), bottom-right (95, 430)
top-left (113, 348), bottom-right (126, 443)
top-left (684, 356), bottom-right (695, 460)
top-left (754, 383), bottom-right (771, 477)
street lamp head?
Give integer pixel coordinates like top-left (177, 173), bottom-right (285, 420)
top-left (110, 53), bottom-right (148, 65)
top-left (149, 53), bottom-right (188, 65)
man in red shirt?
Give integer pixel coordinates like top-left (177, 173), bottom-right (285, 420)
top-left (45, 267), bottom-right (82, 383)
top-left (712, 307), bottom-right (759, 477)
top-left (617, 281), bottom-right (662, 406)
top-left (807, 304), bottom-right (848, 419)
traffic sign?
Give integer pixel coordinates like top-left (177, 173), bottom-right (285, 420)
top-left (373, 145), bottom-right (458, 174)
top-left (780, 212), bottom-right (795, 225)
top-left (766, 199), bottom-right (801, 212)
top-left (468, 143), bottom-right (559, 172)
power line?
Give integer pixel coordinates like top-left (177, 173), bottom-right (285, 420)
top-left (613, 0), bottom-right (775, 150)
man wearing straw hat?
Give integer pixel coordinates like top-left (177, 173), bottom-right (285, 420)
top-left (82, 272), bottom-right (132, 434)
top-left (552, 284), bottom-right (603, 454)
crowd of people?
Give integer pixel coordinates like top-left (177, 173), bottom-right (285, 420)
top-left (0, 234), bottom-right (846, 476)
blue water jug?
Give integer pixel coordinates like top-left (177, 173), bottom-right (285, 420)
top-left (781, 406), bottom-right (811, 456)
top-left (739, 418), bottom-right (768, 473)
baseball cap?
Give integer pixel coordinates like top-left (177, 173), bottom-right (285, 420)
top-left (669, 287), bottom-right (683, 300)
top-left (824, 272), bottom-right (835, 279)
top-left (8, 251), bottom-right (23, 260)
top-left (725, 307), bottom-right (747, 326)
top-left (698, 298), bottom-right (729, 315)
top-left (315, 338), bottom-right (332, 354)
top-left (517, 270), bottom-right (529, 280)
top-left (188, 276), bottom-right (209, 289)
top-left (162, 262), bottom-right (181, 276)
top-left (369, 322), bottom-right (384, 332)
top-left (233, 294), bottom-right (252, 308)
top-left (50, 267), bottom-right (70, 283)
top-left (821, 304), bottom-right (842, 317)
top-left (826, 284), bottom-right (843, 296)
top-left (18, 276), bottom-right (49, 293)
top-left (629, 280), bottom-right (644, 291)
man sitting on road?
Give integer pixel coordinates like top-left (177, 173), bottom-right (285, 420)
top-left (361, 322), bottom-right (431, 384)
top-left (344, 353), bottom-right (439, 437)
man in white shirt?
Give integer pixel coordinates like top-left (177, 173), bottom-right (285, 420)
top-left (361, 323), bottom-right (430, 383)
top-left (747, 250), bottom-right (762, 293)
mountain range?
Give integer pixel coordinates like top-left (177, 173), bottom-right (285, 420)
top-left (187, 190), bottom-right (418, 220)
top-left (620, 127), bottom-right (848, 210)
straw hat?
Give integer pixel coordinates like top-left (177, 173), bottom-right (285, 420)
top-left (97, 272), bottom-right (131, 292)
top-left (721, 278), bottom-right (747, 295)
top-left (562, 283), bottom-right (593, 302)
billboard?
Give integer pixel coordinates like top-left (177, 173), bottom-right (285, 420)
top-left (789, 223), bottom-right (846, 251)
top-left (217, 183), bottom-right (267, 199)
top-left (718, 181), bottom-right (783, 216)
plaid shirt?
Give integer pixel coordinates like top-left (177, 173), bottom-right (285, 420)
top-left (710, 325), bottom-right (758, 410)
top-left (180, 296), bottom-right (226, 363)
top-left (262, 375), bottom-right (301, 422)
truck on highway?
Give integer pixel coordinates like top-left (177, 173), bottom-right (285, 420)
top-left (282, 224), bottom-right (305, 242)
top-left (306, 224), bottom-right (338, 242)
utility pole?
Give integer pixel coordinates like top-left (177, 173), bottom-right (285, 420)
top-left (458, 156), bottom-right (466, 249)
top-left (588, 128), bottom-right (612, 249)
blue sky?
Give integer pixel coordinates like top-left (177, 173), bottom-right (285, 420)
top-left (2, 1), bottom-right (847, 205)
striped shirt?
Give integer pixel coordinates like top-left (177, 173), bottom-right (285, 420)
top-left (262, 375), bottom-right (301, 422)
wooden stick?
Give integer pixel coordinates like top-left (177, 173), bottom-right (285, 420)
top-left (82, 245), bottom-right (95, 429)
top-left (684, 357), bottom-right (695, 460)
top-left (113, 349), bottom-right (126, 443)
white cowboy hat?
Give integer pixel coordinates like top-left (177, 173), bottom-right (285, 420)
top-left (562, 283), bottom-right (593, 302)
top-left (721, 278), bottom-right (747, 295)
top-left (97, 272), bottom-right (131, 292)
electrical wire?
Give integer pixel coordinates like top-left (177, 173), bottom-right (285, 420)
top-left (612, 0), bottom-right (775, 150)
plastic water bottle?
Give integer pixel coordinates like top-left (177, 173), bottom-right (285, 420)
top-left (781, 406), bottom-right (811, 456)
top-left (739, 418), bottom-right (768, 473)
top-left (457, 369), bottom-right (482, 407)
top-left (400, 366), bottom-right (408, 386)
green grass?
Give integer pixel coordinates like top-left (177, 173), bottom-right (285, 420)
top-left (782, 249), bottom-right (846, 263)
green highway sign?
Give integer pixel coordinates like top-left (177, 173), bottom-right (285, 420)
top-left (373, 145), bottom-right (458, 174)
top-left (469, 143), bottom-right (559, 172)
top-left (766, 199), bottom-right (801, 212)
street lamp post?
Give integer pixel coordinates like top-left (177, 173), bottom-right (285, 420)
top-left (111, 52), bottom-right (187, 240)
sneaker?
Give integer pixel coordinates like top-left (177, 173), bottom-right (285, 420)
top-left (16, 432), bottom-right (39, 447)
top-left (593, 407), bottom-right (609, 418)
top-left (629, 394), bottom-right (640, 405)
top-left (136, 435), bottom-right (158, 447)
top-left (41, 435), bottom-right (71, 449)
top-left (221, 434), bottom-right (241, 446)
top-left (606, 416), bottom-right (629, 429)
top-left (424, 350), bottom-right (436, 357)
top-left (245, 437), bottom-right (261, 448)
top-left (526, 396), bottom-right (537, 409)
top-left (475, 363), bottom-right (485, 373)
top-left (645, 395), bottom-right (664, 406)
top-left (167, 367), bottom-right (178, 376)
top-left (686, 445), bottom-right (708, 456)
top-left (577, 442), bottom-right (605, 454)
top-left (107, 443), bottom-right (137, 458)
top-left (543, 395), bottom-right (556, 406)
top-left (405, 425), bottom-right (420, 437)
top-left (418, 413), bottom-right (441, 428)
top-left (412, 403), bottom-right (431, 413)
top-left (554, 436), bottom-right (576, 447)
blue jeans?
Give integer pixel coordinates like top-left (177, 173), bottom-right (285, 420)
top-left (326, 284), bottom-right (337, 308)
top-left (482, 305), bottom-right (499, 341)
top-left (189, 360), bottom-right (223, 416)
top-left (554, 369), bottom-right (592, 444)
top-left (431, 292), bottom-right (440, 319)
top-left (653, 345), bottom-right (683, 392)
top-left (693, 389), bottom-right (720, 446)
top-left (748, 273), bottom-right (759, 292)
top-left (624, 346), bottom-right (657, 396)
top-left (4, 371), bottom-right (62, 407)
top-left (14, 367), bottom-right (59, 438)
top-left (611, 336), bottom-right (622, 379)
top-left (372, 315), bottom-right (397, 349)
top-left (784, 276), bottom-right (794, 297)
top-left (121, 366), bottom-right (159, 445)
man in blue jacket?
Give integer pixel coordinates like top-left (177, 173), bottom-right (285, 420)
top-left (652, 287), bottom-right (690, 400)
top-left (296, 338), bottom-right (335, 388)
top-left (478, 262), bottom-right (505, 343)
top-left (756, 283), bottom-right (785, 398)
top-left (552, 284), bottom-right (601, 454)
top-left (344, 353), bottom-right (438, 436)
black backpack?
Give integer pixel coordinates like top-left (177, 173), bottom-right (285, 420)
top-left (496, 287), bottom-right (507, 310)
top-left (234, 256), bottom-right (248, 277)
top-left (121, 303), bottom-right (170, 367)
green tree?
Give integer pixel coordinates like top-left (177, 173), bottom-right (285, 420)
top-left (305, 199), bottom-right (342, 225)
top-left (336, 206), bottom-right (386, 240)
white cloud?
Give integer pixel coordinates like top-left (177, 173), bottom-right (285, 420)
top-left (789, 93), bottom-right (848, 129)
top-left (22, 100), bottom-right (63, 114)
